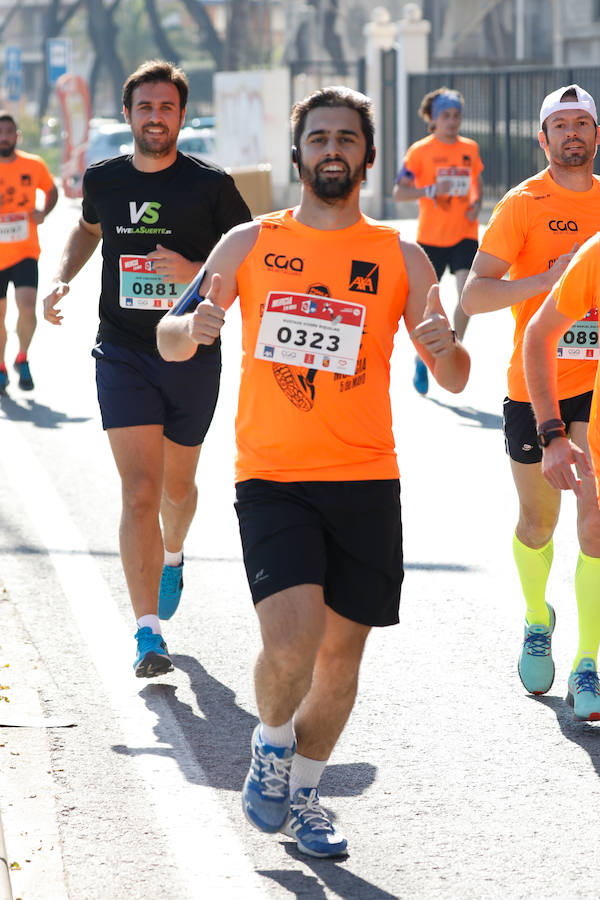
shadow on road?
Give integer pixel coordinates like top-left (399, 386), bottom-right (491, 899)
top-left (424, 397), bottom-right (502, 430)
top-left (530, 693), bottom-right (600, 774)
top-left (114, 654), bottom-right (377, 799)
top-left (259, 844), bottom-right (401, 899)
top-left (0, 394), bottom-right (91, 428)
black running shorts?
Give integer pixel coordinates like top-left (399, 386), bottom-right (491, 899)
top-left (93, 340), bottom-right (220, 446)
top-left (418, 239), bottom-right (478, 281)
top-left (503, 391), bottom-right (593, 464)
top-left (0, 258), bottom-right (38, 296)
top-left (234, 478), bottom-right (404, 627)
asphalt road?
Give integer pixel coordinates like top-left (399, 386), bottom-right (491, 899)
top-left (0, 196), bottom-right (598, 900)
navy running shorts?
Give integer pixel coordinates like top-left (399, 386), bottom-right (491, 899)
top-left (234, 478), bottom-right (404, 627)
top-left (418, 239), bottom-right (478, 281)
top-left (503, 391), bottom-right (593, 464)
top-left (0, 258), bottom-right (38, 296)
top-left (93, 340), bottom-right (221, 446)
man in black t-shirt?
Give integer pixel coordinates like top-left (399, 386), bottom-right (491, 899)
top-left (43, 60), bottom-right (251, 677)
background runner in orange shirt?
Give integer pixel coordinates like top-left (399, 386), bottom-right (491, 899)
top-left (158, 86), bottom-right (470, 858)
top-left (0, 111), bottom-right (57, 392)
top-left (524, 233), bottom-right (600, 721)
top-left (462, 84), bottom-right (600, 720)
top-left (393, 87), bottom-right (483, 394)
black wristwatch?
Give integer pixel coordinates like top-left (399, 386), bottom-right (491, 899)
top-left (536, 418), bottom-right (567, 449)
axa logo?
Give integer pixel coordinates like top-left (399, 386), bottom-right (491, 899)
top-left (264, 253), bottom-right (304, 272)
top-left (549, 219), bottom-right (578, 232)
top-left (349, 260), bottom-right (379, 294)
top-left (129, 201), bottom-right (161, 225)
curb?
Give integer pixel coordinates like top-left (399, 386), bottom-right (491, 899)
top-left (0, 807), bottom-right (13, 900)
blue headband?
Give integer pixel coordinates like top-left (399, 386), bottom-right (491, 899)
top-left (431, 92), bottom-right (462, 120)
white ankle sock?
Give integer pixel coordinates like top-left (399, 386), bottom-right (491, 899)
top-left (137, 614), bottom-right (161, 635)
top-left (260, 719), bottom-right (295, 749)
top-left (289, 753), bottom-right (328, 799)
top-left (164, 549), bottom-right (183, 567)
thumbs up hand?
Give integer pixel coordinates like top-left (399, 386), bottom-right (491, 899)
top-left (409, 284), bottom-right (456, 357)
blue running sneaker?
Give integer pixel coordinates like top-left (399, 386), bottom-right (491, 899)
top-left (0, 369), bottom-right (7, 394)
top-left (518, 604), bottom-right (555, 695)
top-left (413, 357), bottom-right (428, 395)
top-left (242, 725), bottom-right (295, 833)
top-left (158, 557), bottom-right (184, 620)
top-left (283, 788), bottom-right (348, 858)
top-left (14, 359), bottom-right (33, 391)
top-left (567, 658), bottom-right (600, 721)
top-left (133, 627), bottom-right (173, 678)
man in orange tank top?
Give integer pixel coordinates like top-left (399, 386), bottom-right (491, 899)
top-left (524, 235), bottom-right (600, 721)
top-left (393, 87), bottom-right (483, 395)
top-left (462, 84), bottom-right (600, 720)
top-left (0, 111), bottom-right (58, 392)
top-left (158, 86), bottom-right (470, 857)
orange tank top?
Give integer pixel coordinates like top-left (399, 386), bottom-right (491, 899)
top-left (234, 209), bottom-right (409, 482)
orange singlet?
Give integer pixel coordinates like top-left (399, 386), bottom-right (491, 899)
top-left (553, 233), bottom-right (600, 496)
top-left (402, 134), bottom-right (483, 246)
top-left (0, 150), bottom-right (55, 270)
top-left (480, 169), bottom-right (600, 402)
top-left (234, 209), bottom-right (410, 483)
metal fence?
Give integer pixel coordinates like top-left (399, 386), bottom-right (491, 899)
top-left (405, 66), bottom-right (600, 209)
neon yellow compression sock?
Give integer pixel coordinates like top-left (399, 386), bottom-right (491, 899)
top-left (573, 550), bottom-right (600, 671)
top-left (513, 533), bottom-right (553, 626)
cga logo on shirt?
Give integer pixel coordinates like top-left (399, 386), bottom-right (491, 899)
top-left (549, 219), bottom-right (578, 232)
top-left (349, 260), bottom-right (379, 294)
top-left (129, 201), bottom-right (161, 225)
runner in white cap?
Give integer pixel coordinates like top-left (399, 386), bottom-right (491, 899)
top-left (462, 85), bottom-right (600, 720)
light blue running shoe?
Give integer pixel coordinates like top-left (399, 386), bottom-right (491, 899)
top-left (133, 627), bottom-right (173, 678)
top-left (283, 788), bottom-right (348, 858)
top-left (242, 725), bottom-right (295, 833)
top-left (0, 369), bottom-right (7, 394)
top-left (158, 557), bottom-right (184, 620)
top-left (518, 604), bottom-right (555, 695)
top-left (567, 658), bottom-right (600, 721)
top-left (413, 357), bottom-right (429, 395)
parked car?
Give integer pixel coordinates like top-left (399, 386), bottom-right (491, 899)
top-left (85, 123), bottom-right (133, 167)
top-left (177, 127), bottom-right (216, 159)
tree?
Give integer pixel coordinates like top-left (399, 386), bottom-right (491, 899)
top-left (85, 0), bottom-right (126, 115)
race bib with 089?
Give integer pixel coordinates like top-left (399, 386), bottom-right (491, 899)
top-left (557, 307), bottom-right (599, 360)
top-left (119, 254), bottom-right (189, 310)
top-left (255, 291), bottom-right (365, 375)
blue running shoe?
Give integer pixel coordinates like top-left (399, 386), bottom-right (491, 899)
top-left (518, 604), bottom-right (555, 695)
top-left (14, 359), bottom-right (33, 391)
top-left (413, 357), bottom-right (428, 395)
top-left (283, 788), bottom-right (348, 858)
top-left (0, 369), bottom-right (7, 394)
top-left (133, 627), bottom-right (173, 678)
top-left (567, 658), bottom-right (600, 721)
top-left (242, 725), bottom-right (295, 833)
top-left (158, 557), bottom-right (184, 620)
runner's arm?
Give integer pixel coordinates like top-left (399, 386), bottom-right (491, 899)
top-left (461, 246), bottom-right (578, 315)
top-left (523, 294), bottom-right (592, 494)
top-left (466, 175), bottom-right (483, 221)
top-left (402, 240), bottom-right (470, 393)
top-left (157, 221), bottom-right (260, 362)
top-left (32, 183), bottom-right (58, 225)
top-left (42, 217), bottom-right (102, 325)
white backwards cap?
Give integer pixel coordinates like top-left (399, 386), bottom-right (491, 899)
top-left (539, 84), bottom-right (597, 129)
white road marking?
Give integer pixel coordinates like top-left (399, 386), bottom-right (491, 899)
top-left (0, 415), bottom-right (266, 898)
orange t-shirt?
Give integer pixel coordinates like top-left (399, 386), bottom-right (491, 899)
top-left (0, 150), bottom-right (55, 269)
top-left (234, 209), bottom-right (410, 483)
top-left (553, 233), bottom-right (600, 488)
top-left (480, 168), bottom-right (600, 402)
top-left (401, 134), bottom-right (483, 246)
